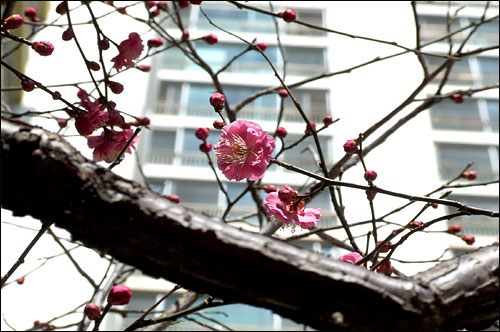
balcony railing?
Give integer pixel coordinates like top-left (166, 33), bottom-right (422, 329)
top-left (431, 115), bottom-right (499, 132)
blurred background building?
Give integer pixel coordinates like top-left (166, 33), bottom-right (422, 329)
top-left (1, 1), bottom-right (498, 331)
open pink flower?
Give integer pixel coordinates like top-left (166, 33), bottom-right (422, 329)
top-left (87, 128), bottom-right (139, 163)
top-left (262, 189), bottom-right (321, 229)
top-left (339, 252), bottom-right (364, 266)
top-left (75, 104), bottom-right (109, 136)
top-left (214, 120), bottom-right (275, 181)
top-left (111, 32), bottom-right (144, 70)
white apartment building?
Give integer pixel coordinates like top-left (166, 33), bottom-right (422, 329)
top-left (1, 1), bottom-right (498, 331)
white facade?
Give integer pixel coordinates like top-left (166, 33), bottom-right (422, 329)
top-left (1, 1), bottom-right (498, 330)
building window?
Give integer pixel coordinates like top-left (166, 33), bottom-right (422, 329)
top-left (447, 195), bottom-right (499, 237)
top-left (155, 82), bottom-right (182, 115)
top-left (181, 128), bottom-right (220, 167)
top-left (430, 98), bottom-right (499, 132)
top-left (147, 130), bottom-right (176, 165)
top-left (435, 143), bottom-right (499, 181)
top-left (280, 134), bottom-right (332, 173)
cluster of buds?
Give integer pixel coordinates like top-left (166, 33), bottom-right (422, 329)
top-left (461, 170), bottom-right (477, 180)
top-left (195, 127), bottom-right (212, 153)
top-left (209, 92), bottom-right (225, 112)
top-left (165, 194), bottom-right (181, 204)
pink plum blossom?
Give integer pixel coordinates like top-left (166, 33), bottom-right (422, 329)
top-left (87, 128), bottom-right (139, 163)
top-left (339, 252), bottom-right (364, 265)
top-left (214, 120), bottom-right (275, 181)
top-left (75, 104), bottom-right (109, 136)
top-left (111, 32), bottom-right (144, 70)
top-left (262, 190), bottom-right (321, 229)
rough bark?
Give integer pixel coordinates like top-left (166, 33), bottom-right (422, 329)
top-left (1, 117), bottom-right (498, 331)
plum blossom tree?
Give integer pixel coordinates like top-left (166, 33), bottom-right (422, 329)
top-left (1, 1), bottom-right (499, 331)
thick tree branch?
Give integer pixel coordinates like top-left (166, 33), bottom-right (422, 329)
top-left (1, 117), bottom-right (498, 331)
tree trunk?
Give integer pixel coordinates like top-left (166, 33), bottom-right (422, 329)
top-left (1, 117), bottom-right (498, 331)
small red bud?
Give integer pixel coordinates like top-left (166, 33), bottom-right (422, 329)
top-left (323, 115), bottom-right (333, 127)
top-left (146, 1), bottom-right (157, 8)
top-left (279, 9), bottom-right (296, 22)
top-left (195, 127), bottom-right (210, 140)
top-left (55, 2), bottom-right (68, 15)
top-left (447, 224), bottom-right (462, 234)
top-left (450, 93), bottom-right (464, 104)
top-left (147, 38), bottom-right (163, 48)
top-left (375, 241), bottom-right (392, 253)
top-left (3, 14), bottom-right (24, 30)
top-left (209, 92), bottom-right (225, 111)
top-left (199, 142), bottom-right (212, 153)
top-left (263, 184), bottom-right (277, 193)
top-left (304, 121), bottom-right (316, 135)
top-left (108, 81), bottom-right (124, 94)
top-left (150, 8), bottom-right (160, 17)
top-left (178, 1), bottom-right (190, 8)
top-left (84, 303), bottom-right (101, 321)
top-left (181, 30), bottom-right (189, 42)
top-left (57, 118), bottom-right (68, 128)
top-left (117, 7), bottom-right (127, 14)
top-left (461, 170), bottom-right (477, 180)
top-left (277, 88), bottom-right (288, 98)
top-left (431, 203), bottom-right (438, 209)
top-left (461, 234), bottom-right (475, 245)
top-left (213, 119), bottom-right (224, 129)
top-left (108, 285), bottom-right (132, 305)
top-left (87, 61), bottom-right (100, 71)
top-left (62, 27), bottom-right (74, 41)
top-left (364, 170), bottom-right (377, 182)
top-left (99, 39), bottom-right (110, 50)
top-left (275, 127), bottom-right (287, 139)
top-left (409, 220), bottom-right (424, 229)
top-left (256, 42), bottom-right (267, 51)
top-left (136, 64), bottom-right (152, 72)
top-left (16, 276), bottom-right (25, 284)
top-left (343, 140), bottom-right (359, 154)
top-left (202, 33), bottom-right (218, 45)
top-left (21, 78), bottom-right (35, 92)
top-left (32, 41), bottom-right (54, 56)
top-left (25, 7), bottom-right (37, 18)
top-left (376, 260), bottom-right (393, 276)
top-left (165, 194), bottom-right (181, 204)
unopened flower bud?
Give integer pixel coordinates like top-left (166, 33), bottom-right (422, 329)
top-left (375, 241), bottom-right (392, 253)
top-left (178, 1), bottom-right (190, 8)
top-left (461, 234), bottom-right (475, 245)
top-left (181, 30), bottom-right (189, 42)
top-left (275, 127), bottom-right (287, 138)
top-left (365, 188), bottom-right (377, 201)
top-left (117, 7), bottom-right (127, 14)
top-left (62, 27), bottom-right (74, 41)
top-left (304, 121), bottom-right (316, 135)
top-left (84, 303), bottom-right (101, 321)
top-left (431, 203), bottom-right (438, 209)
top-left (21, 78), bottom-right (35, 92)
top-left (150, 8), bottom-right (160, 17)
top-left (147, 38), bottom-right (163, 48)
top-left (323, 115), bottom-right (333, 127)
top-left (278, 185), bottom-right (298, 203)
top-left (87, 61), bottom-right (100, 71)
top-left (108, 81), bottom-right (124, 94)
top-left (34, 320), bottom-right (41, 327)
top-left (447, 224), bottom-right (462, 234)
top-left (343, 140), bottom-right (359, 154)
top-left (3, 14), bottom-right (24, 30)
top-left (409, 220), bottom-right (424, 229)
top-left (450, 93), bottom-right (464, 104)
top-left (277, 88), bottom-right (288, 98)
top-left (376, 260), bottom-right (393, 276)
top-left (209, 92), bottom-right (225, 111)
top-left (32, 41), bottom-right (54, 56)
top-left (165, 194), bottom-right (180, 204)
top-left (99, 39), bottom-right (110, 50)
top-left (279, 9), bottom-right (296, 22)
top-left (199, 142), bottom-right (212, 153)
top-left (461, 170), bottom-right (477, 180)
top-left (57, 118), bottom-right (68, 128)
top-left (108, 285), bottom-right (132, 305)
top-left (202, 33), bottom-right (218, 45)
top-left (136, 64), bottom-right (151, 72)
top-left (213, 119), bottom-right (224, 129)
top-left (55, 2), bottom-right (68, 15)
top-left (16, 276), bottom-right (25, 284)
top-left (263, 184), bottom-right (277, 193)
top-left (195, 127), bottom-right (210, 140)
top-left (256, 42), bottom-right (267, 51)
top-left (25, 7), bottom-right (37, 18)
top-left (364, 170), bottom-right (377, 182)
